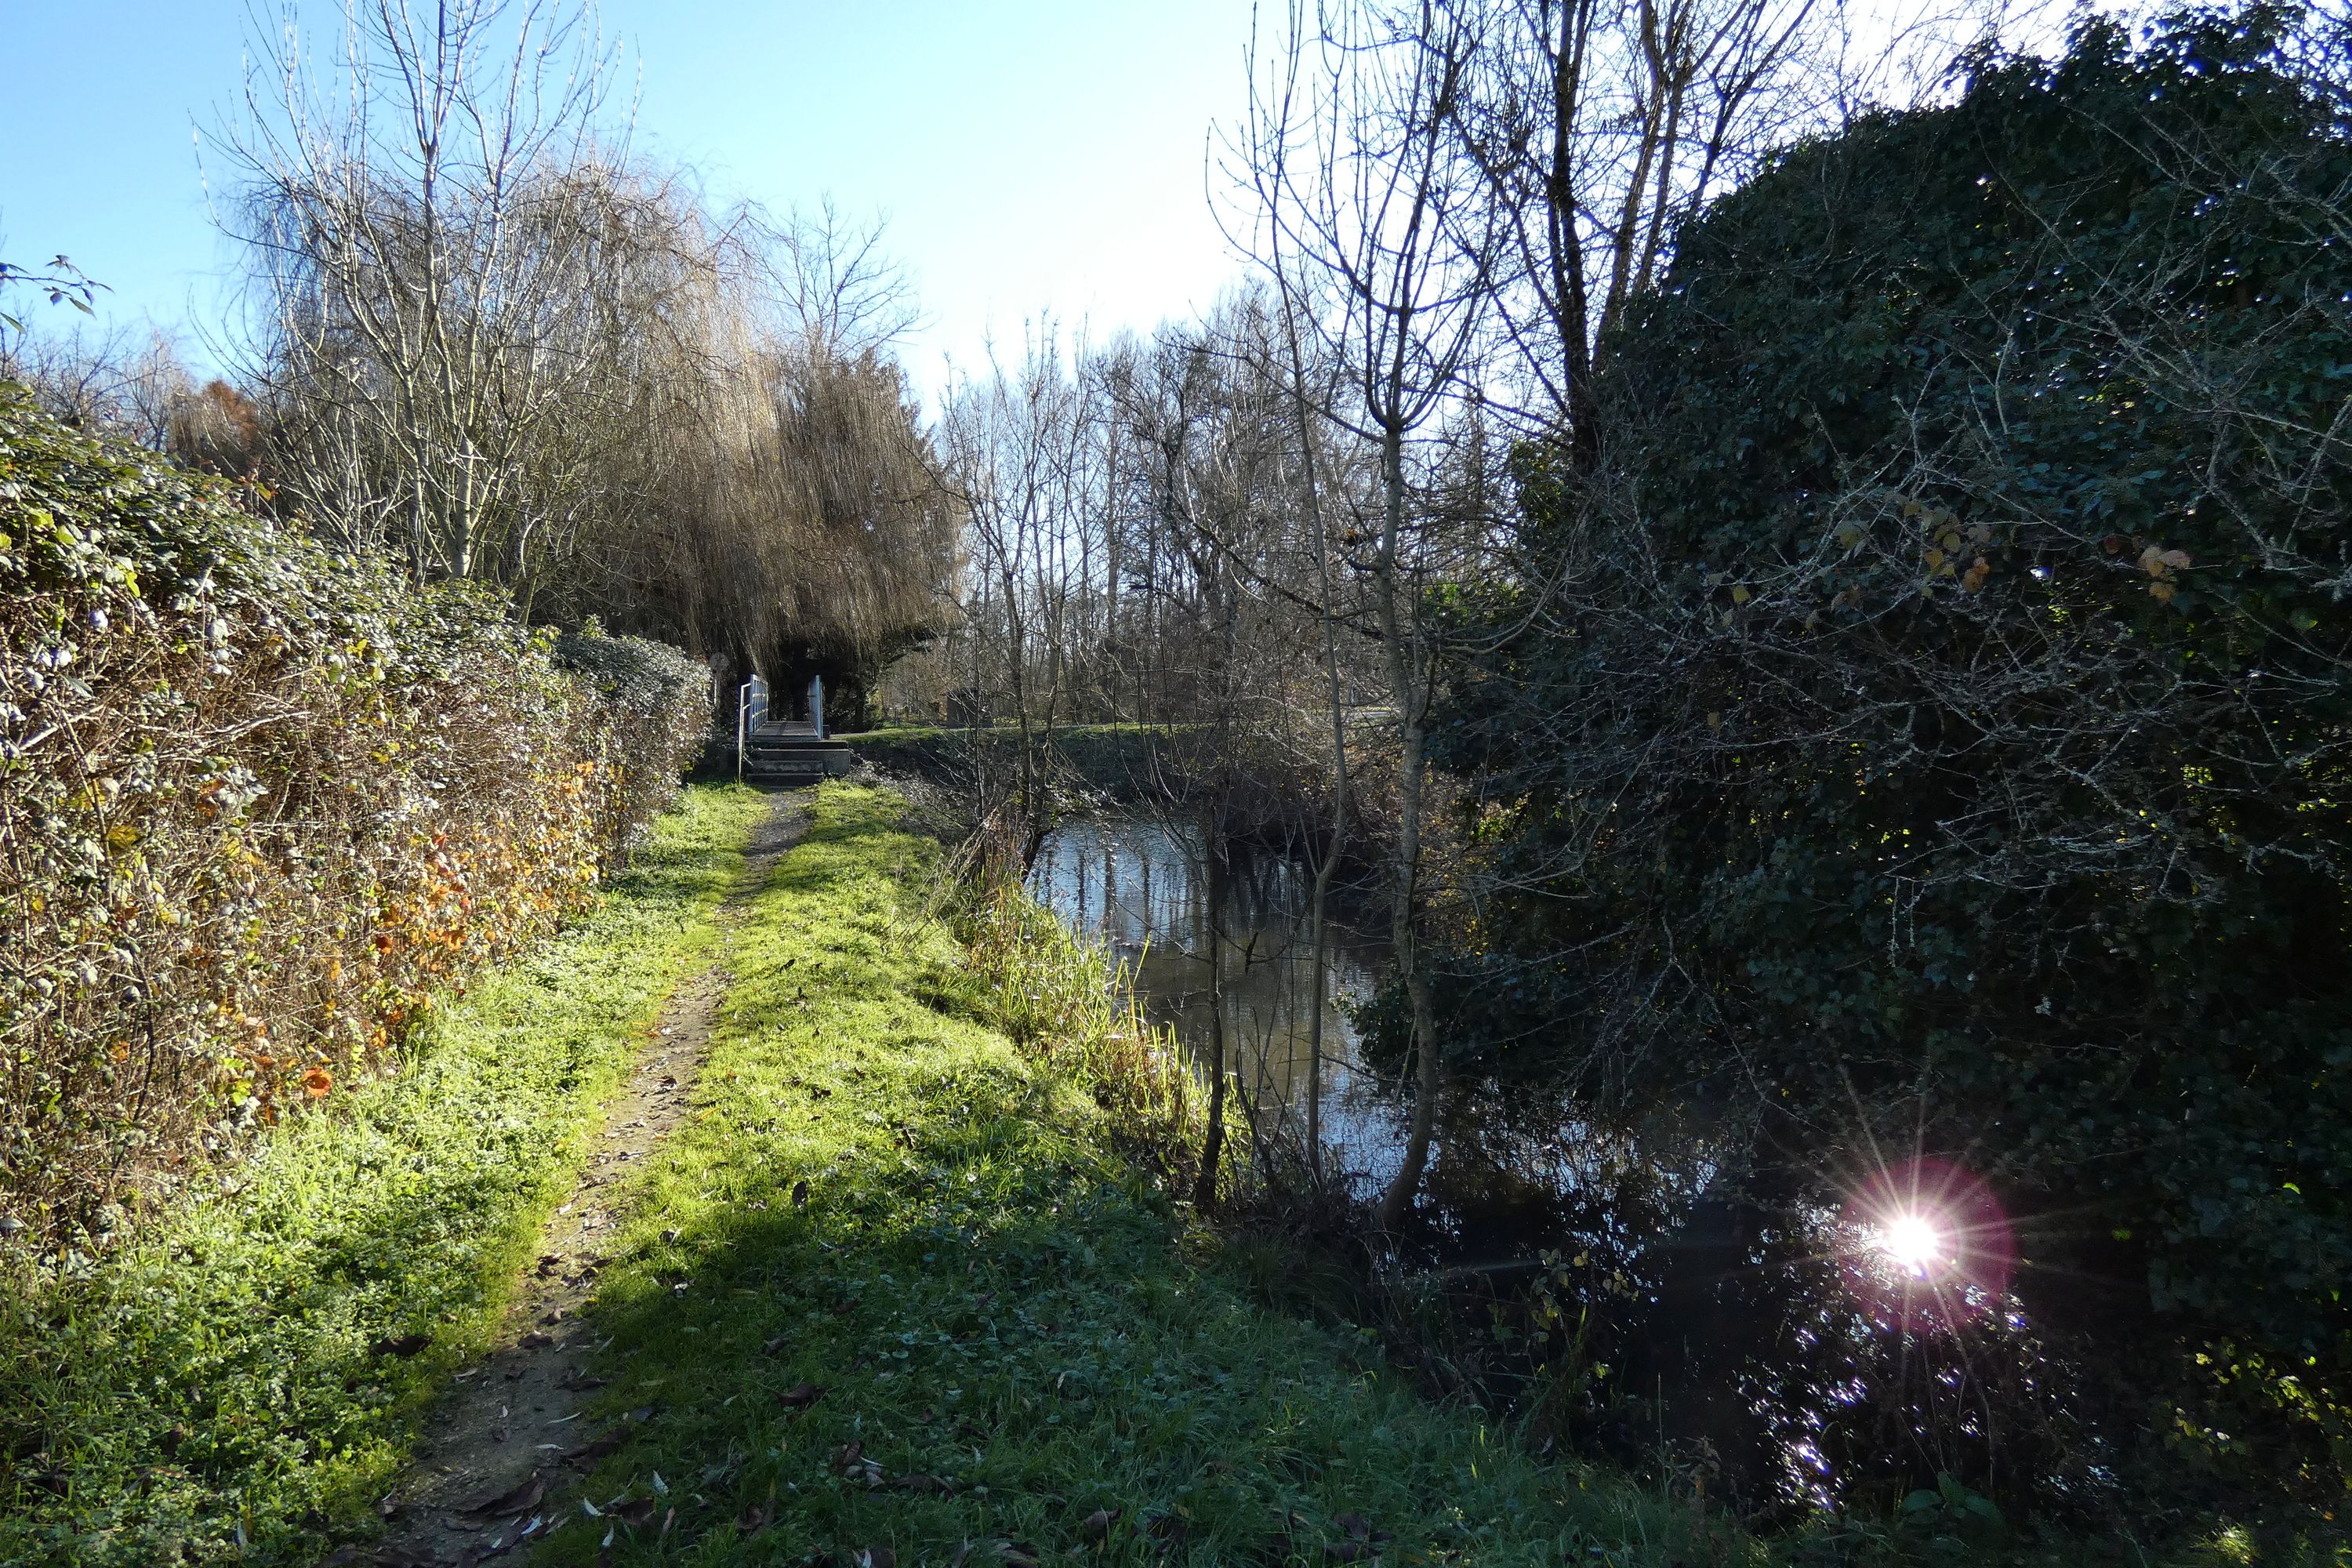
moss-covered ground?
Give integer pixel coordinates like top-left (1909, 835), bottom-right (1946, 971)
top-left (0, 785), bottom-right (772, 1566)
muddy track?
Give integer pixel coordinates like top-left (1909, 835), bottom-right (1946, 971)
top-left (347, 791), bottom-right (808, 1568)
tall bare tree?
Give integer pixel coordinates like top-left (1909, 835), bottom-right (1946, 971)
top-left (1236, 0), bottom-right (1495, 1232)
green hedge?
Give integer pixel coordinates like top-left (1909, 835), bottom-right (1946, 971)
top-left (0, 385), bottom-right (708, 1257)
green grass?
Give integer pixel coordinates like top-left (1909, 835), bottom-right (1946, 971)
top-left (0, 783), bottom-right (771, 1568)
top-left (535, 782), bottom-right (1712, 1567)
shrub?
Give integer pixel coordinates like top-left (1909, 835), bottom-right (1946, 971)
top-left (552, 624), bottom-right (715, 852)
top-left (1438, 6), bottom-right (2352, 1515)
top-left (0, 385), bottom-right (707, 1254)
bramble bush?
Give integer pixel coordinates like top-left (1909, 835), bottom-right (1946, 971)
top-left (0, 384), bottom-right (708, 1258)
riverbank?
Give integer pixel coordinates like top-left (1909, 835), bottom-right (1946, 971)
top-left (530, 781), bottom-right (1712, 1565)
top-left (2, 779), bottom-right (2221, 1567)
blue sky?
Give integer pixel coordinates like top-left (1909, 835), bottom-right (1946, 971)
top-left (0, 0), bottom-right (1262, 406)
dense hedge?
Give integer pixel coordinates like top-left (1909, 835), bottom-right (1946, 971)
top-left (0, 386), bottom-right (708, 1255)
top-left (1437, 7), bottom-right (2352, 1516)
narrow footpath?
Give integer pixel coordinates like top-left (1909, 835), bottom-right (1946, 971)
top-left (336, 782), bottom-right (1694, 1568)
top-left (359, 796), bottom-right (808, 1568)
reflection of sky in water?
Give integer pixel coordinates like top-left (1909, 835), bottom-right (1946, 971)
top-left (1026, 813), bottom-right (1415, 1195)
top-left (1030, 813), bottom-right (2083, 1521)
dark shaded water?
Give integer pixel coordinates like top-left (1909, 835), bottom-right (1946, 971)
top-left (1031, 812), bottom-right (2119, 1524)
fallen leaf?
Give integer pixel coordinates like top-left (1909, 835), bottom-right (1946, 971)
top-left (793, 1180), bottom-right (810, 1207)
top-left (738, 1499), bottom-right (774, 1534)
top-left (1336, 1512), bottom-right (1370, 1541)
top-left (852, 1550), bottom-right (897, 1568)
top-left (461, 1473), bottom-right (545, 1519)
top-left (1080, 1508), bottom-right (1121, 1540)
top-left (778, 1381), bottom-right (826, 1410)
top-left (563, 1432), bottom-right (625, 1465)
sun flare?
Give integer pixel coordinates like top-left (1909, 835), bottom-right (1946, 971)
top-left (1876, 1210), bottom-right (1948, 1275)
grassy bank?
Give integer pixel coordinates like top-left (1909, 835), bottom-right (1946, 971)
top-left (0, 785), bottom-right (771, 1567)
top-left (539, 782), bottom-right (1710, 1566)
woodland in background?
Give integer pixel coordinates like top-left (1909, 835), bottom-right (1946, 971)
top-left (4, 0), bottom-right (959, 724)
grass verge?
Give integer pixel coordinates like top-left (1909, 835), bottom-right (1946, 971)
top-left (0, 783), bottom-right (771, 1567)
top-left (539, 782), bottom-right (1713, 1566)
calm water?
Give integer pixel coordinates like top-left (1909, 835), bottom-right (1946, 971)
top-left (1025, 814), bottom-right (1414, 1191)
top-left (1030, 811), bottom-right (2118, 1524)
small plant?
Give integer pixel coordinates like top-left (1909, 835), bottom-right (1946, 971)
top-left (1900, 1471), bottom-right (2005, 1544)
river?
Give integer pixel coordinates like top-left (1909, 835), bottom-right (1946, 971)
top-left (1029, 809), bottom-right (2122, 1526)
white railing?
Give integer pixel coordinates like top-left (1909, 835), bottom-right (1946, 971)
top-left (735, 675), bottom-right (768, 783)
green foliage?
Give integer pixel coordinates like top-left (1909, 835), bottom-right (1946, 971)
top-left (0, 786), bottom-right (767, 1566)
top-left (528, 782), bottom-right (1712, 1567)
top-left (0, 384), bottom-right (710, 1248)
top-left (1437, 4), bottom-right (2352, 1521)
top-left (554, 624), bottom-right (718, 849)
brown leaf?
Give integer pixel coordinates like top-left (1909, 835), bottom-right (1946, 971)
top-left (738, 1499), bottom-right (774, 1534)
top-left (779, 1381), bottom-right (826, 1410)
top-left (851, 1550), bottom-right (897, 1568)
top-left (460, 1471), bottom-right (543, 1518)
top-left (1080, 1508), bottom-right (1121, 1541)
top-left (610, 1497), bottom-right (659, 1526)
top-left (1336, 1512), bottom-right (1370, 1541)
top-left (562, 1431), bottom-right (625, 1465)
top-left (517, 1331), bottom-right (554, 1350)
top-left (793, 1180), bottom-right (810, 1206)
top-left (762, 1334), bottom-right (791, 1356)
top-left (1000, 1544), bottom-right (1041, 1568)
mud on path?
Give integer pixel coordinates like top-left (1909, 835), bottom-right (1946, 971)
top-left (350, 792), bottom-right (808, 1568)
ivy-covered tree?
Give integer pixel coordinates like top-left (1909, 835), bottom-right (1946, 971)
top-left (1441, 3), bottom-right (2352, 1508)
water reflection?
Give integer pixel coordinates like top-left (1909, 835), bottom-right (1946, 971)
top-left (1026, 813), bottom-right (1414, 1189)
top-left (1030, 811), bottom-right (2106, 1525)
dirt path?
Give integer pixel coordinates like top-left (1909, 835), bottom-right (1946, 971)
top-left (354, 792), bottom-right (807, 1568)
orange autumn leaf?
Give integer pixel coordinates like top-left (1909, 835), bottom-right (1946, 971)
top-left (302, 1066), bottom-right (334, 1098)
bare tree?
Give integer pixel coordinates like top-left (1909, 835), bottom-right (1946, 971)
top-left (1236, 0), bottom-right (1495, 1232)
top-left (220, 0), bottom-right (626, 581)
